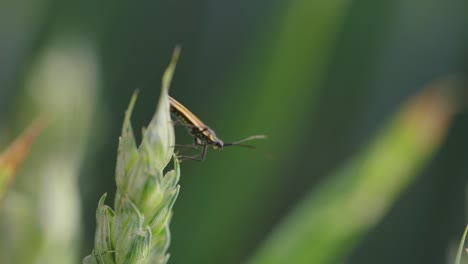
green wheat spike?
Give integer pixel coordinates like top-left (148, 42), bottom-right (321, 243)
top-left (84, 47), bottom-right (181, 264)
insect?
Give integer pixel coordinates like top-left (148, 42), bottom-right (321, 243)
top-left (169, 96), bottom-right (266, 161)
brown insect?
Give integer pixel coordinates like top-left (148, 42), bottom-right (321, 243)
top-left (169, 96), bottom-right (266, 161)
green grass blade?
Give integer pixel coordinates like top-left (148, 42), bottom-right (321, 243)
top-left (455, 224), bottom-right (468, 264)
top-left (248, 87), bottom-right (457, 264)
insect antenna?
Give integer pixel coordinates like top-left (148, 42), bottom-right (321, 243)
top-left (223, 135), bottom-right (267, 148)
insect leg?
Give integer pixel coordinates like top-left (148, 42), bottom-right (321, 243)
top-left (171, 119), bottom-right (187, 127)
top-left (176, 144), bottom-right (207, 162)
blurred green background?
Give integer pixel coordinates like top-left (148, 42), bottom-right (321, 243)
top-left (0, 0), bottom-right (467, 263)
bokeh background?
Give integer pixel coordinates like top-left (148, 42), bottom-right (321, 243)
top-left (0, 0), bottom-right (467, 263)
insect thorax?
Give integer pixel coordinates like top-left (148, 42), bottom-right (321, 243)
top-left (191, 127), bottom-right (223, 148)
